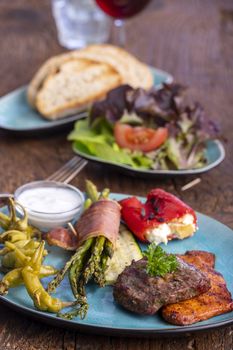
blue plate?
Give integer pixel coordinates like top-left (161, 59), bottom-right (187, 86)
top-left (0, 193), bottom-right (233, 337)
top-left (0, 67), bottom-right (172, 135)
top-left (73, 139), bottom-right (225, 178)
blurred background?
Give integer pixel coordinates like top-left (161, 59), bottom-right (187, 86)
top-left (0, 0), bottom-right (233, 224)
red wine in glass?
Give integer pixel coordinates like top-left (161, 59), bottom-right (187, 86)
top-left (95, 0), bottom-right (151, 19)
top-left (95, 0), bottom-right (151, 46)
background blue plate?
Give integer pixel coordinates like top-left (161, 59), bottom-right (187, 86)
top-left (0, 193), bottom-right (232, 337)
top-left (0, 67), bottom-right (172, 135)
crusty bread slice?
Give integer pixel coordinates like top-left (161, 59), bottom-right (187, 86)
top-left (35, 60), bottom-right (121, 120)
top-left (28, 45), bottom-right (153, 109)
top-left (27, 53), bottom-right (72, 108)
top-left (28, 44), bottom-right (153, 119)
top-left (71, 44), bottom-right (153, 89)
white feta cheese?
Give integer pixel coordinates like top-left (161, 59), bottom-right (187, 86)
top-left (144, 214), bottom-right (196, 244)
top-left (168, 214), bottom-right (196, 239)
top-left (178, 214), bottom-right (195, 225)
top-left (145, 223), bottom-right (171, 245)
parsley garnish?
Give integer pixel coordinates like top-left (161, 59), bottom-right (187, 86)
top-left (143, 244), bottom-right (179, 277)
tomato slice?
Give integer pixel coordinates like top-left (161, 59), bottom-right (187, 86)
top-left (114, 123), bottom-right (168, 152)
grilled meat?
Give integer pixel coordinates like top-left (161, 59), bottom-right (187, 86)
top-left (177, 250), bottom-right (215, 269)
top-left (162, 251), bottom-right (233, 325)
top-left (113, 256), bottom-right (210, 315)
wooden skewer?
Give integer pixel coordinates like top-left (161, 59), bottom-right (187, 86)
top-left (68, 222), bottom-right (79, 238)
top-left (181, 178), bottom-right (201, 191)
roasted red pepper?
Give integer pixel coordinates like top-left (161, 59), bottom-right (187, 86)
top-left (120, 189), bottom-right (197, 242)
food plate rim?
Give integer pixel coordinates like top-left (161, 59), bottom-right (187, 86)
top-left (0, 84), bottom-right (88, 132)
top-left (0, 67), bottom-right (173, 133)
top-left (0, 295), bottom-right (233, 337)
top-left (0, 204), bottom-right (232, 337)
top-left (73, 139), bottom-right (225, 176)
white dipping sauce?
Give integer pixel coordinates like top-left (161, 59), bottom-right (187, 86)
top-left (17, 187), bottom-right (81, 213)
top-left (15, 182), bottom-right (84, 230)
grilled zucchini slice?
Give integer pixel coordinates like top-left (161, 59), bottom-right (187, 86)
top-left (105, 224), bottom-right (142, 285)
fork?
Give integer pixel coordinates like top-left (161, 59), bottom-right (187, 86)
top-left (46, 156), bottom-right (88, 184)
top-left (0, 157), bottom-right (87, 206)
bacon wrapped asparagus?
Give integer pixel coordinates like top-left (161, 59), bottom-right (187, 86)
top-left (47, 180), bottom-right (121, 319)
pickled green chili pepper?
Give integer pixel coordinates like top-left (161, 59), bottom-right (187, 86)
top-left (2, 251), bottom-right (28, 269)
top-left (23, 240), bottom-right (41, 250)
top-left (0, 240), bottom-right (76, 313)
top-left (0, 241), bottom-right (56, 295)
top-left (8, 198), bottom-right (28, 232)
top-left (0, 265), bottom-right (57, 295)
top-left (22, 266), bottom-right (74, 313)
top-left (0, 239), bottom-right (42, 257)
top-left (0, 247), bottom-right (10, 256)
top-left (0, 268), bottom-right (22, 294)
top-left (3, 241), bottom-right (31, 267)
top-left (1, 247), bottom-right (48, 269)
top-left (0, 230), bottom-right (29, 243)
top-left (0, 212), bottom-right (11, 230)
top-left (21, 241), bottom-right (75, 313)
top-left (3, 241), bottom-right (47, 269)
top-left (0, 199), bottom-right (40, 241)
top-left (0, 239), bottom-right (31, 255)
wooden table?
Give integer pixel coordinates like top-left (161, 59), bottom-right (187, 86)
top-left (0, 0), bottom-right (233, 348)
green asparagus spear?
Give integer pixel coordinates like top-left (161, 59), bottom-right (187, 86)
top-left (58, 180), bottom-right (114, 319)
top-left (83, 198), bottom-right (92, 210)
top-left (105, 240), bottom-right (114, 258)
top-left (85, 180), bottom-right (99, 202)
top-left (94, 256), bottom-right (107, 287)
top-left (69, 237), bottom-right (93, 297)
top-left (100, 188), bottom-right (110, 199)
top-left (47, 237), bottom-right (93, 293)
top-left (58, 300), bottom-right (88, 320)
top-left (82, 236), bottom-right (105, 285)
top-left (69, 252), bottom-right (86, 297)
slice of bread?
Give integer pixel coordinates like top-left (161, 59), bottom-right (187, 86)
top-left (27, 44), bottom-right (153, 119)
top-left (71, 44), bottom-right (153, 90)
top-left (27, 53), bottom-right (71, 108)
top-left (36, 60), bottom-right (121, 120)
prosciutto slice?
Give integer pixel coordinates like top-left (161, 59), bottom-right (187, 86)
top-left (75, 199), bottom-right (121, 247)
top-left (46, 227), bottom-right (79, 250)
top-left (46, 198), bottom-right (121, 250)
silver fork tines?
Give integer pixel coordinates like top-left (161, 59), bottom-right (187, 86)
top-left (47, 156), bottom-right (88, 184)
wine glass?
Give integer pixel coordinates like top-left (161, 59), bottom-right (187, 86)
top-left (95, 0), bottom-right (151, 47)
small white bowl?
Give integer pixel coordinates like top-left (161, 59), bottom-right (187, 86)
top-left (14, 181), bottom-right (84, 230)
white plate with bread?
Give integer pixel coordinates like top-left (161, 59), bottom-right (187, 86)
top-left (0, 45), bottom-right (172, 135)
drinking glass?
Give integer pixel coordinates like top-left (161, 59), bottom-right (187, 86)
top-left (52, 0), bottom-right (111, 49)
top-left (95, 0), bottom-right (151, 46)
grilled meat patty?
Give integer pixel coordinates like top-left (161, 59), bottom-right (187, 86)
top-left (113, 257), bottom-right (210, 315)
top-left (162, 251), bottom-right (233, 325)
top-left (177, 250), bottom-right (215, 269)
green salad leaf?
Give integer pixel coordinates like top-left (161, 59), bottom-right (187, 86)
top-left (67, 84), bottom-right (219, 171)
top-left (69, 119), bottom-right (152, 169)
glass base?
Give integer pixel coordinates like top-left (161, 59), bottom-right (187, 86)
top-left (52, 0), bottom-right (111, 49)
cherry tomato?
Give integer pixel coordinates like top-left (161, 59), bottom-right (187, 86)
top-left (114, 123), bottom-right (168, 152)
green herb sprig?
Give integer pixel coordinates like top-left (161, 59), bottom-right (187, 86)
top-left (143, 244), bottom-right (179, 277)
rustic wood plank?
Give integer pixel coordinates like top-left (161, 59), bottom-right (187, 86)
top-left (0, 0), bottom-right (232, 349)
